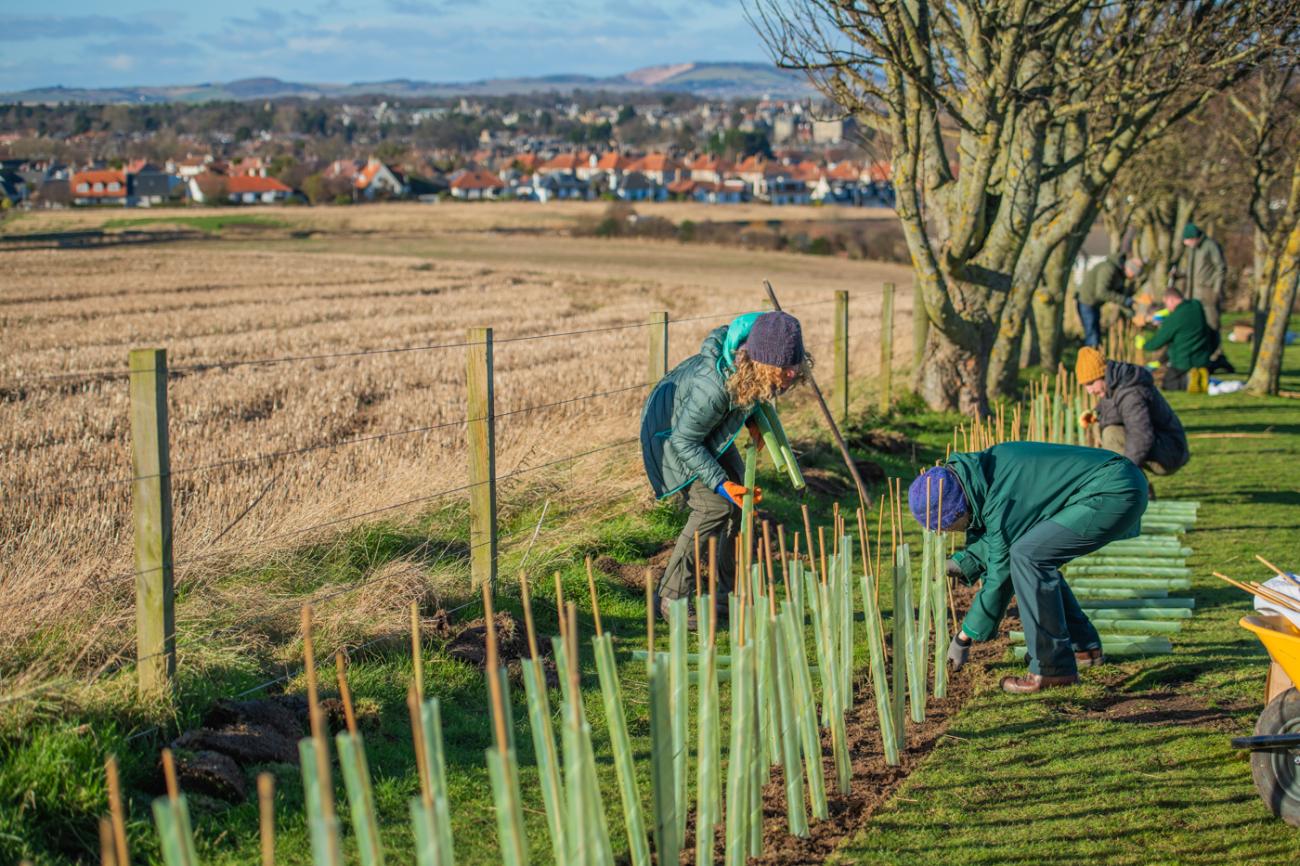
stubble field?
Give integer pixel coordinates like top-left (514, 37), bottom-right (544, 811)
top-left (0, 203), bottom-right (912, 697)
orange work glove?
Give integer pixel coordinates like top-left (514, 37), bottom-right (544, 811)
top-left (1079, 410), bottom-right (1097, 428)
top-left (745, 419), bottom-right (765, 452)
top-left (716, 480), bottom-right (763, 506)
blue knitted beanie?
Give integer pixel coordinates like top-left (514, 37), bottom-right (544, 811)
top-left (908, 466), bottom-right (967, 530)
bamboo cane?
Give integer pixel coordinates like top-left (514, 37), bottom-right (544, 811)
top-left (333, 652), bottom-right (384, 866)
top-left (300, 606), bottom-right (343, 866)
top-left (519, 573), bottom-right (566, 864)
top-left (258, 773), bottom-right (275, 866)
top-left (482, 585), bottom-right (529, 866)
top-left (105, 756), bottom-right (131, 866)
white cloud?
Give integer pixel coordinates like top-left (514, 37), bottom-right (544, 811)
top-left (105, 54), bottom-right (136, 71)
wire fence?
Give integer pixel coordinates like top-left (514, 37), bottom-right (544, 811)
top-left (1, 288), bottom-right (898, 718)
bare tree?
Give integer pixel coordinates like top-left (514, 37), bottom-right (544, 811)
top-left (751, 0), bottom-right (1300, 411)
top-left (1229, 63), bottom-right (1300, 395)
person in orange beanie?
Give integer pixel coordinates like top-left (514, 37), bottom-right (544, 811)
top-left (1075, 347), bottom-right (1189, 482)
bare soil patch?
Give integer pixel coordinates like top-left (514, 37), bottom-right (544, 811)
top-left (1076, 690), bottom-right (1251, 731)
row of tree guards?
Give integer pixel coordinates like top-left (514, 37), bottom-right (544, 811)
top-left (93, 444), bottom-right (966, 865)
top-left (93, 366), bottom-right (1201, 864)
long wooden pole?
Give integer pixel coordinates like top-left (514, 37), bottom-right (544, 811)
top-left (763, 280), bottom-right (872, 510)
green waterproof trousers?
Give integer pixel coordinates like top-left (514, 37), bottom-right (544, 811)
top-left (1011, 460), bottom-right (1147, 676)
top-left (657, 446), bottom-right (743, 601)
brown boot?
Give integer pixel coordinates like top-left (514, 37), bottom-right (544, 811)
top-left (658, 596), bottom-right (698, 630)
top-left (1075, 648), bottom-right (1105, 668)
top-left (1000, 672), bottom-right (1079, 694)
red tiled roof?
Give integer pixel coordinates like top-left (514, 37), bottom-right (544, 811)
top-left (540, 152), bottom-right (584, 171)
top-left (509, 153), bottom-right (541, 170)
top-left (734, 155), bottom-right (767, 173)
top-left (826, 161), bottom-right (860, 181)
top-left (788, 160), bottom-right (822, 182)
top-left (631, 153), bottom-right (682, 173)
top-left (226, 175), bottom-right (291, 194)
top-left (450, 169), bottom-right (505, 190)
top-left (595, 152), bottom-right (633, 171)
top-left (666, 179), bottom-right (697, 194)
top-left (71, 170), bottom-right (127, 197)
top-left (690, 155), bottom-right (732, 173)
top-left (867, 161), bottom-right (892, 182)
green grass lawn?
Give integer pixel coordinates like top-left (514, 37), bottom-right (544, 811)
top-left (101, 214), bottom-right (288, 233)
top-left (834, 318), bottom-right (1300, 865)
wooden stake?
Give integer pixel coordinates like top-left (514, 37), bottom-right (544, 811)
top-left (801, 504), bottom-right (816, 582)
top-left (818, 526), bottom-right (828, 586)
top-left (407, 683), bottom-right (433, 807)
top-left (1256, 554), bottom-right (1300, 588)
top-left (301, 606), bottom-right (338, 834)
top-left (161, 748), bottom-right (179, 801)
top-left (518, 572), bottom-right (541, 660)
top-left (105, 755), bottom-right (130, 866)
top-left (99, 817), bottom-right (117, 866)
top-left (554, 571), bottom-right (566, 625)
top-left (334, 651), bottom-right (358, 737)
top-left (258, 772), bottom-right (276, 866)
top-left (777, 524), bottom-right (790, 598)
top-left (410, 601), bottom-right (424, 704)
top-left (566, 603), bottom-right (581, 728)
top-left (481, 582), bottom-right (510, 757)
top-left (761, 521), bottom-right (776, 603)
top-left (585, 556), bottom-right (604, 637)
top-left (645, 568), bottom-right (655, 662)
top-left (708, 537), bottom-right (719, 649)
top-left (694, 531), bottom-right (702, 600)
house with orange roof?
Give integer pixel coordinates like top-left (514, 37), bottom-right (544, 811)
top-left (813, 160), bottom-right (867, 205)
top-left (688, 155), bottom-right (733, 183)
top-left (582, 151), bottom-right (633, 183)
top-left (187, 172), bottom-right (292, 205)
top-left (626, 153), bottom-right (685, 186)
top-left (71, 169), bottom-right (128, 206)
top-left (448, 168), bottom-right (506, 200)
top-left (355, 158), bottom-right (408, 200)
top-left (538, 151), bottom-right (590, 176)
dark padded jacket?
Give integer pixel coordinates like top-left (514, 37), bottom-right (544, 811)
top-left (640, 326), bottom-right (752, 498)
top-left (1096, 360), bottom-right (1189, 471)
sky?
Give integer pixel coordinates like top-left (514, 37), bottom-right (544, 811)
top-left (0, 1), bottom-right (774, 91)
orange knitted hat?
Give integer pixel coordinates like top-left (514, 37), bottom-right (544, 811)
top-left (1075, 347), bottom-right (1106, 385)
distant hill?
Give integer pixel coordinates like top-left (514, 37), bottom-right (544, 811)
top-left (0, 62), bottom-right (815, 105)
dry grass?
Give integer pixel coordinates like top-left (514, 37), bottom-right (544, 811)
top-left (0, 200), bottom-right (897, 237)
top-left (0, 219), bottom-right (912, 695)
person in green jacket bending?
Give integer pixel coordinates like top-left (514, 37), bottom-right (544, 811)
top-left (909, 442), bottom-right (1148, 694)
top-left (640, 311), bottom-right (810, 625)
top-left (1142, 287), bottom-right (1217, 391)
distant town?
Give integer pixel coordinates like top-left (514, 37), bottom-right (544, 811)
top-left (0, 92), bottom-right (895, 210)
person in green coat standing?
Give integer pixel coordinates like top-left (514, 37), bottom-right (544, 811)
top-left (640, 311), bottom-right (810, 624)
top-left (1142, 287), bottom-right (1217, 390)
top-left (1176, 223), bottom-right (1226, 331)
top-left (909, 442), bottom-right (1148, 694)
top-left (1077, 254), bottom-right (1144, 348)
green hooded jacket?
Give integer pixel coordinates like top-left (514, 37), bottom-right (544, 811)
top-left (947, 442), bottom-right (1145, 641)
top-left (639, 315), bottom-right (764, 499)
top-left (1142, 298), bottom-right (1215, 370)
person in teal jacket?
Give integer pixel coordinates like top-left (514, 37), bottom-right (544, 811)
top-left (909, 442), bottom-right (1148, 693)
top-left (640, 311), bottom-right (809, 624)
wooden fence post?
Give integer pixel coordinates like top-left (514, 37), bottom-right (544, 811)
top-left (129, 347), bottom-right (174, 698)
top-left (879, 282), bottom-right (895, 414)
top-left (467, 328), bottom-right (497, 592)
top-left (648, 311), bottom-right (668, 385)
top-left (833, 290), bottom-right (849, 424)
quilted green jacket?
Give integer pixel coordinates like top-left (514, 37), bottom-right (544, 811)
top-left (640, 318), bottom-right (761, 498)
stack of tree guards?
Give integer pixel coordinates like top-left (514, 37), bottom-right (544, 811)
top-left (110, 420), bottom-right (963, 865)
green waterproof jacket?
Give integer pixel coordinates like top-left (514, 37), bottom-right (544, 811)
top-left (1177, 236), bottom-right (1226, 304)
top-left (1078, 254), bottom-right (1133, 309)
top-left (1142, 298), bottom-right (1215, 371)
top-left (948, 442), bottom-right (1145, 642)
top-left (640, 317), bottom-right (762, 499)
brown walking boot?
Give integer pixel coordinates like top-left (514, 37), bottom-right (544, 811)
top-left (1075, 648), bottom-right (1105, 668)
top-left (658, 596), bottom-right (698, 630)
top-left (1000, 672), bottom-right (1079, 694)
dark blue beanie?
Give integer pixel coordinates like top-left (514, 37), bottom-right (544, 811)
top-left (745, 311), bottom-right (805, 367)
top-left (908, 467), bottom-right (967, 530)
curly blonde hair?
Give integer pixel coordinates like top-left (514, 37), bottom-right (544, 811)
top-left (726, 348), bottom-right (814, 407)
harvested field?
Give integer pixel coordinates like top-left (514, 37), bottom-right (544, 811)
top-left (0, 218), bottom-right (912, 690)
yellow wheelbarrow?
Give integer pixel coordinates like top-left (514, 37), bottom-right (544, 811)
top-left (1233, 614), bottom-right (1300, 827)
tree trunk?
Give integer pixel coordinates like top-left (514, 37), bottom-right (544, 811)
top-left (1033, 242), bottom-right (1072, 372)
top-left (1020, 304), bottom-right (1040, 369)
top-left (987, 238), bottom-right (1056, 399)
top-left (1245, 225), bottom-right (1300, 396)
top-left (919, 326), bottom-right (990, 416)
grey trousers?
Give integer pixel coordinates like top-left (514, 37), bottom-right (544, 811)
top-left (1100, 425), bottom-right (1178, 476)
top-left (658, 447), bottom-right (744, 601)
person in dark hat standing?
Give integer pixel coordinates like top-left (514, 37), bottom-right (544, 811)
top-left (640, 310), bottom-right (810, 625)
top-left (909, 442), bottom-right (1148, 694)
top-left (1176, 222), bottom-right (1226, 332)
